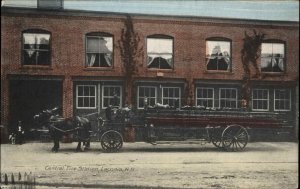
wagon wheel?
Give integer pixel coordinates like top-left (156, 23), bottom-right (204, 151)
top-left (211, 129), bottom-right (223, 149)
top-left (211, 136), bottom-right (223, 149)
top-left (221, 125), bottom-right (248, 152)
top-left (100, 130), bottom-right (123, 152)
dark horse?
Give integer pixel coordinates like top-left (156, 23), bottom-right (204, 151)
top-left (34, 107), bottom-right (91, 152)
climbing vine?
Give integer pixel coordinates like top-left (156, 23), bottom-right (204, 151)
top-left (118, 15), bottom-right (143, 107)
top-left (241, 30), bottom-right (265, 109)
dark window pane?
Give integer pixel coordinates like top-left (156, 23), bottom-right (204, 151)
top-left (103, 98), bottom-right (109, 108)
top-left (78, 97), bottom-right (84, 107)
top-left (90, 98), bottom-right (95, 107)
top-left (78, 86), bottom-right (83, 96)
top-left (90, 87), bottom-right (95, 96)
top-left (163, 88), bottom-right (169, 97)
top-left (139, 99), bottom-right (144, 108)
top-left (139, 88), bottom-right (144, 97)
top-left (37, 51), bottom-right (50, 65)
top-left (150, 88), bottom-right (155, 97)
top-left (84, 87), bottom-right (89, 96)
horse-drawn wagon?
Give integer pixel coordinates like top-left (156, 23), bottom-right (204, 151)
top-left (34, 105), bottom-right (292, 152)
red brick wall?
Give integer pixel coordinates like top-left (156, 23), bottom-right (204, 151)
top-left (1, 8), bottom-right (299, 126)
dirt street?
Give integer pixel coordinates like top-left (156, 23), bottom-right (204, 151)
top-left (0, 142), bottom-right (298, 189)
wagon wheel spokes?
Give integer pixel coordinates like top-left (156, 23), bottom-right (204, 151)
top-left (211, 129), bottom-right (223, 149)
top-left (222, 125), bottom-right (248, 152)
top-left (100, 130), bottom-right (123, 152)
top-left (212, 138), bottom-right (223, 148)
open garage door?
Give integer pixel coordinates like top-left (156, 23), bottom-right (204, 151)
top-left (9, 79), bottom-right (62, 139)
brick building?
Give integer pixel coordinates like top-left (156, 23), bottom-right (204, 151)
top-left (1, 6), bottom-right (299, 140)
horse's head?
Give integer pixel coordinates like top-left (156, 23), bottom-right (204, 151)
top-left (34, 107), bottom-right (61, 126)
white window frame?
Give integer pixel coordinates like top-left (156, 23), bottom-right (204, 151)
top-left (162, 87), bottom-right (181, 108)
top-left (252, 89), bottom-right (269, 111)
top-left (76, 85), bottom-right (97, 109)
top-left (261, 42), bottom-right (285, 73)
top-left (86, 35), bottom-right (113, 68)
top-left (196, 87), bottom-right (214, 108)
top-left (137, 86), bottom-right (157, 109)
top-left (206, 40), bottom-right (232, 71)
top-left (219, 88), bottom-right (238, 108)
top-left (274, 89), bottom-right (291, 111)
top-left (101, 85), bottom-right (122, 109)
top-left (147, 37), bottom-right (174, 69)
top-left (23, 32), bottom-right (51, 66)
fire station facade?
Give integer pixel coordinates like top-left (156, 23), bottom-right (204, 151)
top-left (1, 7), bottom-right (299, 139)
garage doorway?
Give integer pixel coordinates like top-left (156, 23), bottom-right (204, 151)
top-left (9, 79), bottom-right (62, 139)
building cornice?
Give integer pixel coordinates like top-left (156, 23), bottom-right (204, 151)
top-left (1, 6), bottom-right (299, 29)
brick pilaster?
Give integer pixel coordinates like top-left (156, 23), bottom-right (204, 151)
top-left (62, 76), bottom-right (73, 118)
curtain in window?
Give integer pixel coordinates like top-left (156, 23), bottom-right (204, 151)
top-left (206, 41), bottom-right (231, 71)
top-left (104, 54), bottom-right (112, 66)
top-left (23, 33), bottom-right (50, 65)
top-left (88, 54), bottom-right (96, 66)
top-left (87, 37), bottom-right (112, 67)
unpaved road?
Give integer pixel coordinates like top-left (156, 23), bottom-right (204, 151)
top-left (1, 142), bottom-right (298, 189)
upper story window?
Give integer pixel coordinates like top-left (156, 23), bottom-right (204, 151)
top-left (22, 29), bottom-right (51, 66)
top-left (86, 33), bottom-right (113, 68)
top-left (147, 35), bottom-right (173, 69)
top-left (261, 41), bottom-right (285, 73)
top-left (206, 38), bottom-right (231, 71)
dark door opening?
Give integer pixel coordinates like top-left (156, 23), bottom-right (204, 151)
top-left (9, 80), bottom-right (62, 139)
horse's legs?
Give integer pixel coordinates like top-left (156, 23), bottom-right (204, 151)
top-left (76, 141), bottom-right (82, 152)
top-left (52, 137), bottom-right (59, 152)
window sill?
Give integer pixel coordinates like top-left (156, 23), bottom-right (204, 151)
top-left (21, 65), bottom-right (53, 70)
top-left (261, 72), bottom-right (286, 76)
top-left (203, 70), bottom-right (233, 74)
top-left (83, 67), bottom-right (114, 71)
top-left (147, 68), bottom-right (175, 73)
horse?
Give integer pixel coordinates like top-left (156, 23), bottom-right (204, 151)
top-left (34, 107), bottom-right (91, 152)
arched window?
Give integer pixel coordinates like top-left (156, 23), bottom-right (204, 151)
top-left (86, 32), bottom-right (113, 68)
top-left (206, 37), bottom-right (232, 71)
top-left (261, 39), bottom-right (285, 73)
top-left (22, 29), bottom-right (51, 66)
top-left (147, 34), bottom-right (174, 69)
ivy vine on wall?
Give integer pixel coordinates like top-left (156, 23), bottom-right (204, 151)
top-left (241, 30), bottom-right (265, 109)
top-left (118, 15), bottom-right (143, 107)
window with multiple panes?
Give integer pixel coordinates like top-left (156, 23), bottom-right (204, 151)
top-left (138, 86), bottom-right (157, 109)
top-left (196, 88), bottom-right (214, 108)
top-left (76, 85), bottom-right (96, 109)
top-left (86, 33), bottom-right (113, 67)
top-left (206, 39), bottom-right (231, 71)
top-left (162, 87), bottom-right (181, 108)
top-left (147, 35), bottom-right (173, 69)
top-left (102, 86), bottom-right (122, 108)
top-left (252, 89), bottom-right (269, 111)
top-left (219, 88), bottom-right (237, 108)
top-left (274, 89), bottom-right (290, 111)
top-left (261, 42), bottom-right (285, 73)
top-left (23, 30), bottom-right (51, 66)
